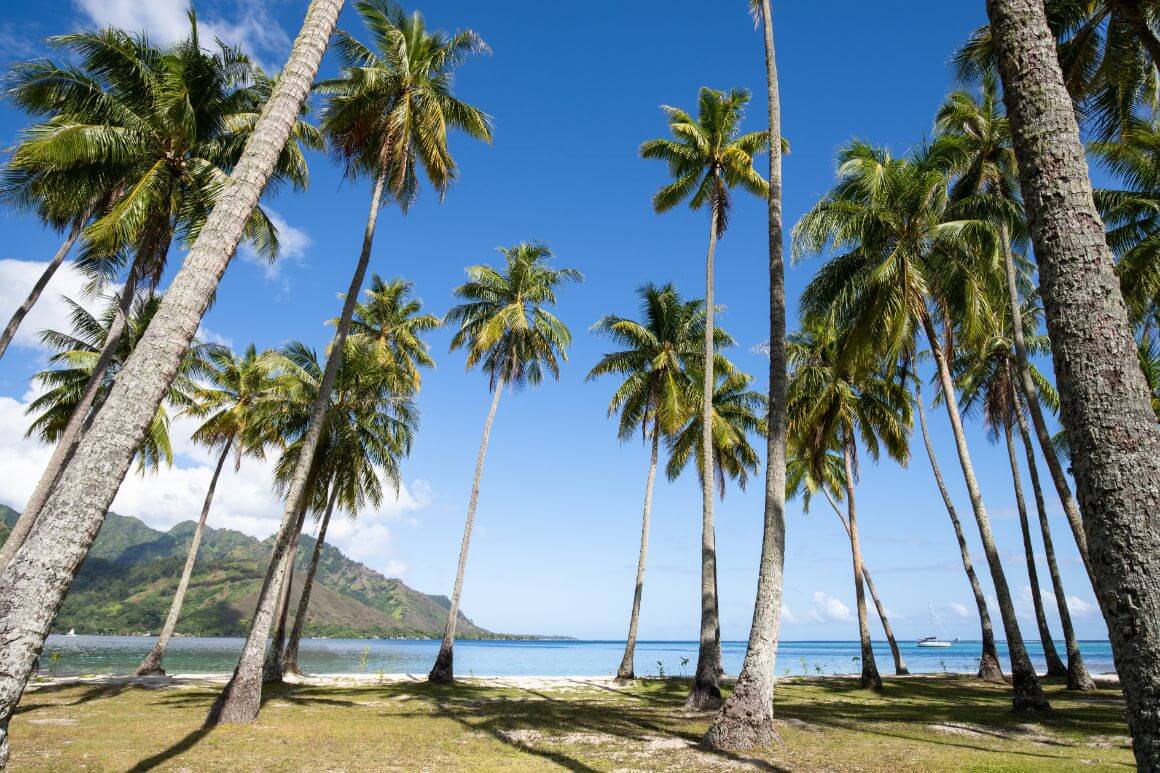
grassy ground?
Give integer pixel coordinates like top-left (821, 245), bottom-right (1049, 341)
top-left (9, 674), bottom-right (1134, 771)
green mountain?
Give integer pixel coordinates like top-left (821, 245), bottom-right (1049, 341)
top-left (0, 505), bottom-right (508, 639)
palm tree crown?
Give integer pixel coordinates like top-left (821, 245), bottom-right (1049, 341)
top-left (640, 87), bottom-right (769, 234)
top-left (317, 0), bottom-right (493, 209)
top-left (446, 242), bottom-right (583, 391)
top-left (347, 275), bottom-right (441, 392)
top-left (587, 283), bottom-right (723, 440)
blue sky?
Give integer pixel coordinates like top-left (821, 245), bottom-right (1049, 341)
top-left (0, 0), bottom-right (1111, 644)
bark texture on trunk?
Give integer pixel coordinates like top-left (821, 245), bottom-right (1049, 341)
top-left (989, 0), bottom-right (1160, 758)
top-left (842, 442), bottom-right (883, 691)
top-left (824, 491), bottom-right (907, 676)
top-left (1001, 229), bottom-right (1090, 574)
top-left (135, 441), bottom-right (232, 676)
top-left (0, 2), bottom-right (341, 761)
top-left (429, 377), bottom-right (505, 683)
top-left (209, 161), bottom-right (382, 726)
top-left (922, 312), bottom-right (1049, 712)
top-left (284, 486), bottom-right (339, 676)
top-left (1012, 388), bottom-right (1096, 691)
top-left (0, 219), bottom-right (85, 362)
top-left (1004, 423), bottom-right (1068, 677)
top-left (915, 382), bottom-right (1006, 683)
top-left (616, 419), bottom-right (660, 681)
top-left (0, 269), bottom-right (140, 571)
top-left (686, 202), bottom-right (723, 711)
top-left (704, 0), bottom-right (786, 749)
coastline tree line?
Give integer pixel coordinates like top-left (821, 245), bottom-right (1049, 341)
top-left (0, 0), bottom-right (1156, 769)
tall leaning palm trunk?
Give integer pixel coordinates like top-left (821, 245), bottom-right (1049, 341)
top-left (135, 439), bottom-right (233, 676)
top-left (1000, 229), bottom-right (1090, 574)
top-left (841, 440), bottom-right (883, 691)
top-left (1012, 387), bottom-right (1095, 691)
top-left (0, 0), bottom-right (342, 762)
top-left (284, 485), bottom-right (340, 676)
top-left (1003, 421), bottom-right (1067, 677)
top-left (915, 382), bottom-right (1006, 683)
top-left (822, 491), bottom-right (907, 675)
top-left (616, 417), bottom-right (660, 680)
top-left (0, 217), bottom-right (86, 361)
top-left (264, 501), bottom-right (311, 682)
top-left (987, 0), bottom-right (1160, 759)
top-left (0, 267), bottom-right (140, 571)
top-left (688, 201), bottom-right (724, 710)
top-left (429, 375), bottom-right (505, 682)
top-left (704, 0), bottom-right (787, 749)
top-left (921, 312), bottom-right (1049, 711)
top-left (209, 160), bottom-right (385, 725)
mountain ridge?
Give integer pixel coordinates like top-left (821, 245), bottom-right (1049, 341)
top-left (0, 504), bottom-right (554, 640)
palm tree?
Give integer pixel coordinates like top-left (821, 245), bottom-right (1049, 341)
top-left (911, 377), bottom-right (1005, 682)
top-left (428, 242), bottom-right (581, 683)
top-left (794, 140), bottom-right (1050, 711)
top-left (0, 1), bottom-right (340, 755)
top-left (932, 80), bottom-right (1092, 574)
top-left (0, 19), bottom-right (317, 571)
top-left (953, 319), bottom-right (1071, 680)
top-left (705, 0), bottom-right (789, 750)
top-left (587, 283), bottom-right (712, 680)
top-left (272, 337), bottom-right (419, 676)
top-left (349, 275), bottom-right (441, 391)
top-left (209, 1), bottom-right (490, 723)
top-left (135, 345), bottom-right (279, 676)
top-left (785, 446), bottom-right (909, 677)
top-left (783, 321), bottom-right (911, 691)
top-left (987, 0), bottom-right (1160, 755)
top-left (641, 86), bottom-right (769, 710)
top-left (957, 0), bottom-right (1160, 139)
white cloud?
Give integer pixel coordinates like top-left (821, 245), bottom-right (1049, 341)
top-left (1065, 595), bottom-right (1096, 618)
top-left (948, 602), bottom-right (971, 619)
top-left (0, 260), bottom-right (111, 352)
top-left (808, 591), bottom-right (852, 623)
top-left (780, 604), bottom-right (797, 624)
top-left (0, 392), bottom-right (430, 578)
top-left (75, 0), bottom-right (291, 68)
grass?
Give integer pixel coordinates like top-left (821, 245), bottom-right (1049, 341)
top-left (9, 674), bottom-right (1134, 771)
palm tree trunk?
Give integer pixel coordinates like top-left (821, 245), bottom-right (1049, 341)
top-left (0, 267), bottom-right (140, 571)
top-left (921, 311), bottom-right (1049, 711)
top-left (914, 381), bottom-right (1005, 682)
top-left (284, 484), bottom-right (339, 677)
top-left (1012, 386), bottom-right (1096, 691)
top-left (135, 440), bottom-right (232, 676)
top-left (616, 417), bottom-right (660, 680)
top-left (988, 0), bottom-right (1160, 758)
top-left (1003, 421), bottom-right (1067, 677)
top-left (1001, 226), bottom-right (1091, 575)
top-left (704, 0), bottom-right (786, 748)
top-left (209, 161), bottom-right (384, 725)
top-left (263, 512), bottom-right (303, 684)
top-left (0, 1), bottom-right (340, 758)
top-left (429, 375), bottom-right (505, 683)
top-left (686, 197), bottom-right (723, 712)
top-left (842, 440), bottom-right (883, 691)
top-left (0, 218), bottom-right (86, 362)
top-left (712, 558), bottom-right (724, 677)
top-left (822, 491), bottom-right (908, 675)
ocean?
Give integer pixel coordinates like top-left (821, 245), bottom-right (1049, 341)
top-left (36, 635), bottom-right (1118, 678)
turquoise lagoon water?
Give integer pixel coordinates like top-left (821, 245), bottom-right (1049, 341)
top-left (38, 636), bottom-right (1117, 678)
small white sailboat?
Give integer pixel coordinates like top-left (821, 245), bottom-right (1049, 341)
top-left (65, 628), bottom-right (76, 637)
top-left (917, 606), bottom-right (952, 648)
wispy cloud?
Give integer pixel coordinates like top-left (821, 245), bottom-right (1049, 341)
top-left (807, 591), bottom-right (852, 623)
